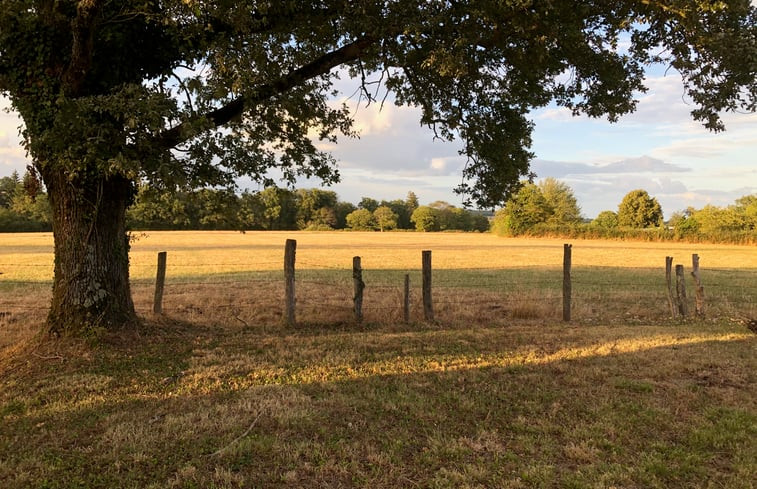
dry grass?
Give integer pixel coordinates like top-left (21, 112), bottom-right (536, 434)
top-left (1, 231), bottom-right (756, 358)
top-left (0, 316), bottom-right (755, 488)
top-left (2, 231), bottom-right (757, 282)
top-left (0, 231), bottom-right (755, 487)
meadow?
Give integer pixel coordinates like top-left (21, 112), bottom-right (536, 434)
top-left (1, 231), bottom-right (755, 333)
top-left (0, 231), bottom-right (755, 487)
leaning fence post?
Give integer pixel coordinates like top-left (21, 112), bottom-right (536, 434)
top-left (403, 274), bottom-right (410, 323)
top-left (675, 264), bottom-right (688, 317)
top-left (153, 251), bottom-right (167, 314)
top-left (562, 244), bottom-right (572, 322)
top-left (665, 257), bottom-right (677, 318)
top-left (422, 250), bottom-right (434, 321)
top-left (284, 239), bottom-right (296, 326)
top-left (691, 254), bottom-right (704, 317)
top-left (353, 256), bottom-right (365, 323)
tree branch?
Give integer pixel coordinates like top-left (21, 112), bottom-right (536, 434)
top-left (63, 0), bottom-right (105, 96)
top-left (154, 36), bottom-right (376, 150)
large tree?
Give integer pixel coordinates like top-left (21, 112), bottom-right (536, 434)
top-left (1, 1), bottom-right (755, 335)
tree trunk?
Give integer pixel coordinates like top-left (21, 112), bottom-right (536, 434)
top-left (42, 168), bottom-right (138, 336)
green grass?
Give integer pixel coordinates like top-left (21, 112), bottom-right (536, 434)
top-left (1, 319), bottom-right (755, 488)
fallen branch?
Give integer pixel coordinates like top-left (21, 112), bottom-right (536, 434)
top-left (32, 352), bottom-right (64, 361)
top-left (208, 411), bottom-right (263, 457)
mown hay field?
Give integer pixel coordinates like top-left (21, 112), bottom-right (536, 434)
top-left (1, 231), bottom-right (755, 335)
top-left (2, 230), bottom-right (757, 281)
top-left (0, 231), bottom-right (756, 488)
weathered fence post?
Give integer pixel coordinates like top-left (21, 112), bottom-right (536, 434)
top-left (353, 256), bottom-right (365, 323)
top-left (403, 274), bottom-right (410, 323)
top-left (153, 251), bottom-right (167, 314)
top-left (691, 254), bottom-right (704, 317)
top-left (675, 264), bottom-right (688, 317)
top-left (422, 250), bottom-right (433, 321)
top-left (665, 256), bottom-right (677, 318)
top-left (284, 239), bottom-right (296, 326)
top-left (563, 243), bottom-right (572, 322)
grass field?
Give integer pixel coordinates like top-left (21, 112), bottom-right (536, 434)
top-left (3, 231), bottom-right (757, 281)
top-left (1, 231), bottom-right (755, 332)
top-left (0, 232), bottom-right (756, 487)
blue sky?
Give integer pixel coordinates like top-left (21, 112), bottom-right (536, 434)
top-left (304, 71), bottom-right (757, 218)
top-left (1, 69), bottom-right (755, 220)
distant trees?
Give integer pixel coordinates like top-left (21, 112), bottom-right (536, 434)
top-left (2, 171), bottom-right (752, 243)
top-left (592, 211), bottom-right (619, 229)
top-left (122, 186), bottom-right (487, 233)
top-left (0, 171), bottom-right (19, 208)
top-left (617, 189), bottom-right (663, 228)
top-left (358, 197), bottom-right (380, 213)
top-left (410, 202), bottom-right (488, 232)
top-left (485, 176), bottom-right (753, 243)
top-left (490, 184), bottom-right (548, 235)
top-left (0, 169), bottom-right (52, 231)
top-left (373, 206), bottom-right (398, 232)
top-left (668, 194), bottom-right (756, 240)
top-left (491, 178), bottom-right (581, 236)
top-left (539, 178), bottom-right (582, 225)
top-left (411, 206), bottom-right (440, 232)
top-left (128, 187), bottom-right (242, 230)
top-left (345, 209), bottom-right (376, 230)
top-left (333, 202), bottom-right (357, 229)
top-left (0, 172), bottom-right (493, 233)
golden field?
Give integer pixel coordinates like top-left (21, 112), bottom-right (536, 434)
top-left (1, 230), bottom-right (755, 347)
top-left (1, 230), bottom-right (756, 283)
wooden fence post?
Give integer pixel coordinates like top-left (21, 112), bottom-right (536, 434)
top-left (563, 243), bottom-right (572, 322)
top-left (353, 256), bottom-right (365, 323)
top-left (675, 264), bottom-right (688, 317)
top-left (691, 254), bottom-right (704, 317)
top-left (153, 251), bottom-right (167, 314)
top-left (284, 239), bottom-right (296, 326)
top-left (422, 250), bottom-right (433, 321)
top-left (403, 274), bottom-right (410, 323)
top-left (665, 257), bottom-right (677, 318)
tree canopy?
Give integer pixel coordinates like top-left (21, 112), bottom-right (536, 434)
top-left (617, 189), bottom-right (664, 228)
top-left (1, 0), bottom-right (755, 334)
top-left (2, 1), bottom-right (755, 206)
top-left (490, 178), bottom-right (581, 235)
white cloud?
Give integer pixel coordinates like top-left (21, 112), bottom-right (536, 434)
top-left (0, 98), bottom-right (28, 171)
top-left (349, 102), bottom-right (395, 136)
top-left (430, 157), bottom-right (447, 171)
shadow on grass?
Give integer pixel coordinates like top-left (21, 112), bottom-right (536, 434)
top-left (0, 317), bottom-right (754, 488)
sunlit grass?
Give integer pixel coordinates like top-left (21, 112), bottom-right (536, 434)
top-left (0, 231), bottom-right (755, 486)
top-left (1, 231), bottom-right (755, 351)
top-left (1, 319), bottom-right (755, 488)
top-left (2, 231), bottom-right (757, 283)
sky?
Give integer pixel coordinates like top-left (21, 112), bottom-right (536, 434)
top-left (302, 72), bottom-right (757, 219)
top-left (1, 60), bottom-right (756, 221)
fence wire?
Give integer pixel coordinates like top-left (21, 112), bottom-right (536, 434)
top-left (2, 251), bottom-right (755, 328)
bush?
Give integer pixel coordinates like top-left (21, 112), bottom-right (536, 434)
top-left (0, 208), bottom-right (51, 232)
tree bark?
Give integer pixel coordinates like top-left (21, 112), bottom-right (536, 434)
top-left (42, 168), bottom-right (137, 335)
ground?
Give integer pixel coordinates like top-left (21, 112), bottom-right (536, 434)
top-left (0, 232), bottom-right (755, 487)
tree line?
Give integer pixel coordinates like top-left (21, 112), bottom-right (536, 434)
top-left (128, 185), bottom-right (490, 232)
top-left (491, 178), bottom-right (756, 244)
top-left (1, 170), bottom-right (754, 243)
top-left (0, 171), bottom-right (488, 233)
